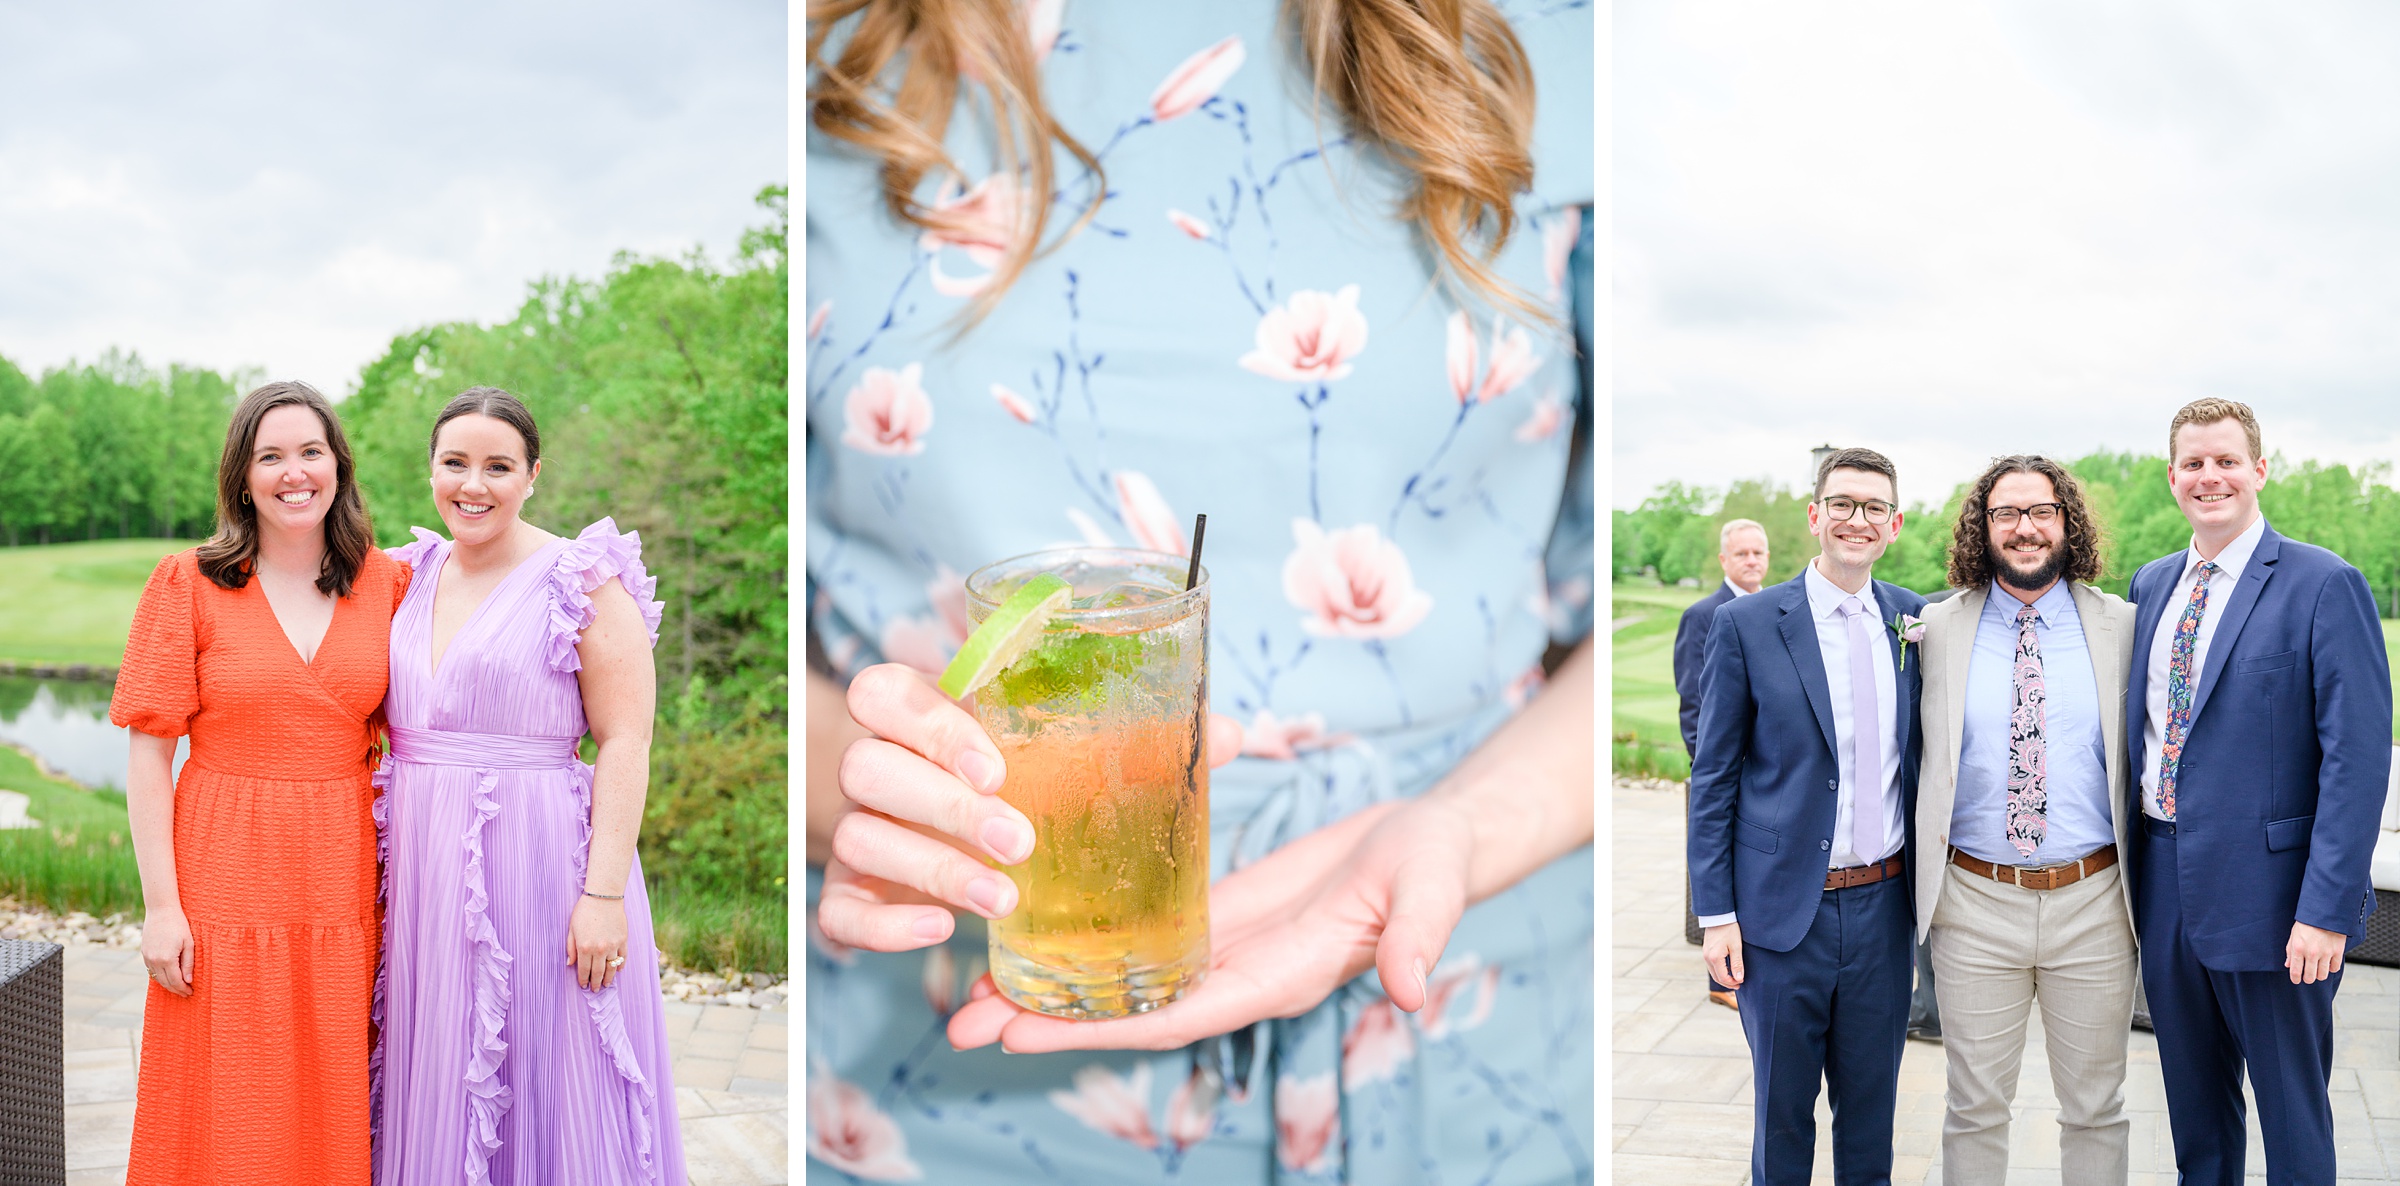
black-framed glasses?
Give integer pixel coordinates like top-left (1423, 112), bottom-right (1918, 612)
top-left (1818, 496), bottom-right (1897, 525)
top-left (1985, 503), bottom-right (2066, 528)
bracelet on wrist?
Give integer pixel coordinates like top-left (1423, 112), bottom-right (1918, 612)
top-left (583, 890), bottom-right (625, 901)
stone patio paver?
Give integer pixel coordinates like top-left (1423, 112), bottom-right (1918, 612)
top-left (1613, 780), bottom-right (2400, 1183)
top-left (57, 942), bottom-right (787, 1184)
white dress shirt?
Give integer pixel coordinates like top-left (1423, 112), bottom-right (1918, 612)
top-left (1804, 561), bottom-right (1907, 868)
top-left (2140, 514), bottom-right (2267, 820)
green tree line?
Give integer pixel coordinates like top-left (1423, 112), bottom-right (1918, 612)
top-left (1615, 450), bottom-right (2400, 613)
top-left (0, 185), bottom-right (788, 971)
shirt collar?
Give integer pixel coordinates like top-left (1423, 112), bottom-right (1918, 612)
top-left (1725, 578), bottom-right (1755, 599)
top-left (2181, 513), bottom-right (2267, 587)
top-left (1803, 558), bottom-right (1882, 622)
top-left (1984, 578), bottom-right (2074, 628)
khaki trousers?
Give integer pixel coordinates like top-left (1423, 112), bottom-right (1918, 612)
top-left (1927, 859), bottom-right (2138, 1185)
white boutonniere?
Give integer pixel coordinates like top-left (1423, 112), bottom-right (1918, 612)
top-left (1890, 613), bottom-right (1927, 671)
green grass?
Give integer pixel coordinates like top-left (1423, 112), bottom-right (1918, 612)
top-left (1615, 580), bottom-right (2400, 775)
top-left (1612, 579), bottom-right (1703, 780)
top-left (650, 886), bottom-right (787, 978)
top-left (0, 539), bottom-right (193, 667)
top-left (0, 742), bottom-right (139, 915)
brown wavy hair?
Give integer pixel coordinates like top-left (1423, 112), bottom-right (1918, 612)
top-left (196, 381), bottom-right (377, 597)
top-left (806, 0), bottom-right (1541, 324)
top-left (1946, 454), bottom-right (2107, 590)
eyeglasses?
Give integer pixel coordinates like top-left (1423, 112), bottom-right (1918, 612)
top-left (1985, 503), bottom-right (2066, 528)
top-left (1817, 496), bottom-right (1897, 525)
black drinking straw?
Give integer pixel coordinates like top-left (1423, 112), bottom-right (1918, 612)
top-left (1184, 514), bottom-right (1208, 591)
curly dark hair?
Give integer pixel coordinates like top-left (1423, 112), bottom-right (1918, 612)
top-left (1946, 455), bottom-right (2107, 590)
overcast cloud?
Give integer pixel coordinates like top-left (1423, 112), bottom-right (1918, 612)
top-left (1615, 1), bottom-right (2400, 509)
top-left (0, 1), bottom-right (783, 393)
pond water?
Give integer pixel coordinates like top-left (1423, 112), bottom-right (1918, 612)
top-left (0, 676), bottom-right (186, 789)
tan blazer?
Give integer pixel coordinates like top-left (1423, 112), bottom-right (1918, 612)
top-left (1911, 580), bottom-right (2139, 943)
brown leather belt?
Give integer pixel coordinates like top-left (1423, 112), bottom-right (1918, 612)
top-left (1824, 854), bottom-right (1906, 891)
top-left (1950, 843), bottom-right (2117, 892)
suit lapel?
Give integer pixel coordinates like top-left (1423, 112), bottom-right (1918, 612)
top-left (1876, 580), bottom-right (1916, 757)
top-left (1939, 586), bottom-right (1983, 784)
top-left (1778, 576), bottom-right (1842, 762)
top-left (2189, 526), bottom-right (2280, 728)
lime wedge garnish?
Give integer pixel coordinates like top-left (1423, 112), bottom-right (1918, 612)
top-left (938, 572), bottom-right (1073, 699)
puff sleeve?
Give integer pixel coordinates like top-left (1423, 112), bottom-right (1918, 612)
top-left (110, 552), bottom-right (203, 738)
top-left (547, 518), bottom-right (665, 673)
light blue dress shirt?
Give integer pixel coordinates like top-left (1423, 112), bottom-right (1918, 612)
top-left (1954, 581), bottom-right (2112, 865)
top-left (1804, 560), bottom-right (1906, 869)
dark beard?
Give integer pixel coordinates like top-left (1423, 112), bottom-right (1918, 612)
top-left (1996, 544), bottom-right (2067, 592)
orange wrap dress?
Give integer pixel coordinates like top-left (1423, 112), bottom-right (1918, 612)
top-left (109, 548), bottom-right (406, 1185)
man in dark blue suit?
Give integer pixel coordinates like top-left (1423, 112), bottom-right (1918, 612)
top-left (1676, 517), bottom-right (1771, 1010)
top-left (2126, 399), bottom-right (2392, 1186)
top-left (1690, 447), bottom-right (1927, 1185)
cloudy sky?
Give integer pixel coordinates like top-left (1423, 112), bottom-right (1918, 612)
top-left (0, 1), bottom-right (783, 392)
top-left (1615, 1), bottom-right (2400, 509)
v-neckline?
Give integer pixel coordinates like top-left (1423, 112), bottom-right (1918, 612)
top-left (426, 536), bottom-right (560, 682)
top-left (261, 578), bottom-right (342, 671)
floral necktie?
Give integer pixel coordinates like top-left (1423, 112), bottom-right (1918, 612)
top-left (2158, 560), bottom-right (2221, 819)
top-left (2005, 604), bottom-right (2047, 859)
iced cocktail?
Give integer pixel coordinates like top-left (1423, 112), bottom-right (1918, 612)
top-left (963, 548), bottom-right (1210, 1020)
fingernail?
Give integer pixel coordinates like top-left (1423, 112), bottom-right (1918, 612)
top-left (912, 912), bottom-right (950, 942)
top-left (958, 749), bottom-right (1002, 793)
top-left (1413, 958), bottom-right (1428, 1004)
top-left (970, 978), bottom-right (996, 1002)
top-left (966, 875), bottom-right (1014, 919)
top-left (981, 816), bottom-right (1034, 863)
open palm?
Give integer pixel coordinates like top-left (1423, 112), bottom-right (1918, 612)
top-left (947, 793), bottom-right (1477, 1053)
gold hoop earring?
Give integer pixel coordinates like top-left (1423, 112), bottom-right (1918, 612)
top-left (240, 491), bottom-right (251, 505)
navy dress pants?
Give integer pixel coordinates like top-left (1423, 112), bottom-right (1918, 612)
top-left (2136, 818), bottom-right (2342, 1186)
top-left (1737, 873), bottom-right (1912, 1186)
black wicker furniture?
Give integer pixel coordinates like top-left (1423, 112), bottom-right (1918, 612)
top-left (0, 938), bottom-right (65, 1185)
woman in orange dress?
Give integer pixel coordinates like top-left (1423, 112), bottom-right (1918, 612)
top-left (112, 380), bottom-right (406, 1184)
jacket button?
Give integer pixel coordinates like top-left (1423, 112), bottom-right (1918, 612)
top-left (1820, 840), bottom-right (1832, 851)
top-left (1828, 779), bottom-right (1839, 791)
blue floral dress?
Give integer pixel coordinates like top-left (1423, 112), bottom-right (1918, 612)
top-left (805, 3), bottom-right (1594, 1182)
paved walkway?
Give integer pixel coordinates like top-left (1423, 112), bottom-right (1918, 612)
top-left (1614, 780), bottom-right (2400, 1185)
top-left (59, 943), bottom-right (786, 1184)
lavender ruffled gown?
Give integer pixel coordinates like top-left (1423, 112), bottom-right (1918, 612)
top-left (372, 519), bottom-right (684, 1185)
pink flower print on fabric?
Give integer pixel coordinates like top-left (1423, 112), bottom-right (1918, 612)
top-left (807, 1063), bottom-right (924, 1181)
top-left (1163, 1065), bottom-right (1220, 1154)
top-left (879, 616), bottom-right (954, 676)
top-left (1541, 206), bottom-right (1581, 303)
top-left (1151, 36), bottom-right (1245, 122)
top-left (1026, 0), bottom-right (1065, 61)
top-left (1112, 470), bottom-right (1188, 556)
top-left (1283, 518), bottom-right (1434, 639)
top-left (2005, 604), bottom-right (2048, 859)
top-left (1274, 1072), bottom-right (1340, 1173)
top-left (1514, 395), bottom-right (1567, 443)
top-left (1240, 285), bottom-right (1369, 383)
top-left (1049, 1063), bottom-right (1160, 1150)
top-left (1444, 312), bottom-right (1539, 403)
top-left (807, 299), bottom-right (832, 343)
top-left (1342, 998), bottom-right (1414, 1086)
top-left (1166, 208), bottom-right (1213, 240)
top-left (920, 175), bottom-right (1025, 297)
top-left (842, 364), bottom-right (934, 455)
top-left (990, 383), bottom-right (1038, 424)
top-left (1241, 708), bottom-right (1352, 760)
top-left (2158, 560), bottom-right (2219, 820)
top-left (1421, 955), bottom-right (1501, 1039)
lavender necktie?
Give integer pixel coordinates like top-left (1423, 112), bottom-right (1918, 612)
top-left (1841, 596), bottom-right (1884, 864)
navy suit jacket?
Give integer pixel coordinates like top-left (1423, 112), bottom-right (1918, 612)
top-left (1688, 571), bottom-right (1927, 953)
top-left (2125, 521), bottom-right (2394, 971)
top-left (1675, 582), bottom-right (1741, 758)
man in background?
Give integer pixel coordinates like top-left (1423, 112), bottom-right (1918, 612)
top-left (1676, 518), bottom-right (1771, 1010)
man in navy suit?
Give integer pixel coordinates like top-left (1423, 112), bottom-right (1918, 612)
top-left (2126, 399), bottom-right (2392, 1185)
top-left (1690, 447), bottom-right (1927, 1185)
top-left (1676, 517), bottom-right (1771, 1010)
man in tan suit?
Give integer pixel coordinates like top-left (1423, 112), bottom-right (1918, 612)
top-left (1913, 455), bottom-right (2139, 1184)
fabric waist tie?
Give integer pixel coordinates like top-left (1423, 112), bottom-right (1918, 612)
top-left (387, 727), bottom-right (579, 769)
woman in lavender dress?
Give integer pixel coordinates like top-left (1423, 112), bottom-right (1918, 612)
top-left (372, 386), bottom-right (684, 1184)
